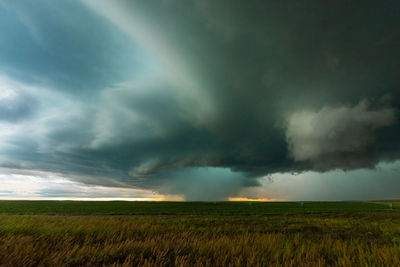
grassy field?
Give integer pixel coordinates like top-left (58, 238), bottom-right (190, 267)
top-left (0, 201), bottom-right (400, 266)
top-left (0, 200), bottom-right (395, 215)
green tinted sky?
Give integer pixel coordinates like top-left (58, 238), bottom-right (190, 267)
top-left (0, 0), bottom-right (399, 200)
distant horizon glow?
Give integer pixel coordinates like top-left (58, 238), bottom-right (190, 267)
top-left (1, 160), bottom-right (400, 201)
top-left (228, 197), bottom-right (286, 202)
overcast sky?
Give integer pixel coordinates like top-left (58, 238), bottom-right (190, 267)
top-left (0, 0), bottom-right (399, 201)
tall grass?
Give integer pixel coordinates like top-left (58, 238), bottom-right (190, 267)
top-left (1, 212), bottom-right (399, 266)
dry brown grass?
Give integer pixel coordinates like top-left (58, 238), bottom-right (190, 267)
top-left (0, 212), bottom-right (399, 266)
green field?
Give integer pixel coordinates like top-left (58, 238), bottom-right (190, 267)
top-left (1, 201), bottom-right (400, 266)
top-left (0, 200), bottom-right (396, 215)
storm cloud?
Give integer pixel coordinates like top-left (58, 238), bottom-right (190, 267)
top-left (286, 99), bottom-right (397, 170)
top-left (0, 0), bottom-right (400, 200)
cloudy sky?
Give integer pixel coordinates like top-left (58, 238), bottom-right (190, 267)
top-left (0, 0), bottom-right (399, 201)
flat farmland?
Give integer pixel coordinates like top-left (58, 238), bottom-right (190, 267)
top-left (0, 200), bottom-right (394, 215)
top-left (0, 201), bottom-right (399, 266)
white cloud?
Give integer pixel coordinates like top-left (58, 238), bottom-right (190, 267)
top-left (0, 168), bottom-right (167, 200)
top-left (285, 99), bottom-right (396, 170)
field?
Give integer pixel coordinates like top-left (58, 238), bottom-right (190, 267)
top-left (1, 201), bottom-right (400, 266)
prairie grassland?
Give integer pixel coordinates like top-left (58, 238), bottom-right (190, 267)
top-left (1, 212), bottom-right (400, 266)
top-left (0, 200), bottom-right (391, 215)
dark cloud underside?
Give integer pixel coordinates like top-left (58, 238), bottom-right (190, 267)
top-left (0, 0), bottom-right (400, 200)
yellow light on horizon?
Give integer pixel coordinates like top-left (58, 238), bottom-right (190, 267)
top-left (228, 197), bottom-right (285, 202)
top-left (151, 196), bottom-right (185, 201)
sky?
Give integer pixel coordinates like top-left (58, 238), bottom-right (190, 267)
top-left (0, 0), bottom-right (399, 201)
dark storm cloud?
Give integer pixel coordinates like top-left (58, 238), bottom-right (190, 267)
top-left (81, 0), bottom-right (400, 171)
top-left (1, 0), bottom-right (400, 200)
